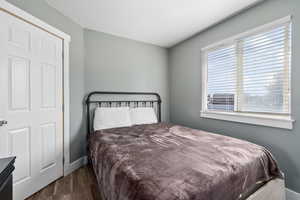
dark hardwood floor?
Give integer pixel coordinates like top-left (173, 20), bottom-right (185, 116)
top-left (26, 165), bottom-right (102, 200)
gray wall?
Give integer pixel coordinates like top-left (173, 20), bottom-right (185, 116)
top-left (84, 29), bottom-right (169, 121)
top-left (169, 0), bottom-right (300, 192)
top-left (7, 0), bottom-right (86, 162)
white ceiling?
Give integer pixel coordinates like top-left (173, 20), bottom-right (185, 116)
top-left (46, 0), bottom-right (263, 47)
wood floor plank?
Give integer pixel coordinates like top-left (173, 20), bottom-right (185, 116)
top-left (25, 165), bottom-right (101, 200)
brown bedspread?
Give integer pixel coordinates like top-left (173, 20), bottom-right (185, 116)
top-left (89, 123), bottom-right (281, 200)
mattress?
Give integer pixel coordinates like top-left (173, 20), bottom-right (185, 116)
top-left (88, 123), bottom-right (282, 200)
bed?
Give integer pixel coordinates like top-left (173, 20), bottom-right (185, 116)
top-left (86, 91), bottom-right (286, 200)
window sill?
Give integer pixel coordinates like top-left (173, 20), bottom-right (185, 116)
top-left (200, 111), bottom-right (294, 130)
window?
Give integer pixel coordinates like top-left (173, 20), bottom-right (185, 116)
top-left (201, 16), bottom-right (294, 129)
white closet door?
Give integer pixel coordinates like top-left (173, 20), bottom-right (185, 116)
top-left (0, 10), bottom-right (63, 200)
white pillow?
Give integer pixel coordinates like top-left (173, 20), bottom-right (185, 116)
top-left (93, 107), bottom-right (132, 131)
top-left (130, 107), bottom-right (158, 125)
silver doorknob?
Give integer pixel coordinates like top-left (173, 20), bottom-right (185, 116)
top-left (0, 120), bottom-right (8, 126)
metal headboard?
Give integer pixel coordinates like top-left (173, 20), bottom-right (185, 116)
top-left (86, 91), bottom-right (162, 135)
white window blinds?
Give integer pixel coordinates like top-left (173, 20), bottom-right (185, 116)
top-left (207, 45), bottom-right (237, 112)
top-left (204, 18), bottom-right (292, 115)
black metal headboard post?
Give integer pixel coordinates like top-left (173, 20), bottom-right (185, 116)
top-left (86, 91), bottom-right (162, 135)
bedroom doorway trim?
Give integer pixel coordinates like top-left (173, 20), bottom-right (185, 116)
top-left (0, 0), bottom-right (72, 176)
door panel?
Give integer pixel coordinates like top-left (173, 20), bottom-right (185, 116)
top-left (41, 63), bottom-right (56, 108)
top-left (9, 127), bottom-right (31, 184)
top-left (40, 123), bottom-right (56, 171)
top-left (8, 56), bottom-right (30, 111)
top-left (0, 10), bottom-right (63, 200)
top-left (8, 26), bottom-right (31, 51)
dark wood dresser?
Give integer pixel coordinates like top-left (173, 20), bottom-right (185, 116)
top-left (0, 157), bottom-right (16, 200)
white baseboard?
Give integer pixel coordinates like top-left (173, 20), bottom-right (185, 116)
top-left (64, 156), bottom-right (88, 176)
top-left (286, 188), bottom-right (300, 200)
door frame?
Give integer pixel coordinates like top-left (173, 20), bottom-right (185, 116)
top-left (0, 0), bottom-right (72, 176)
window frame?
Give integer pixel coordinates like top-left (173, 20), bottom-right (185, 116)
top-left (200, 16), bottom-right (294, 129)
